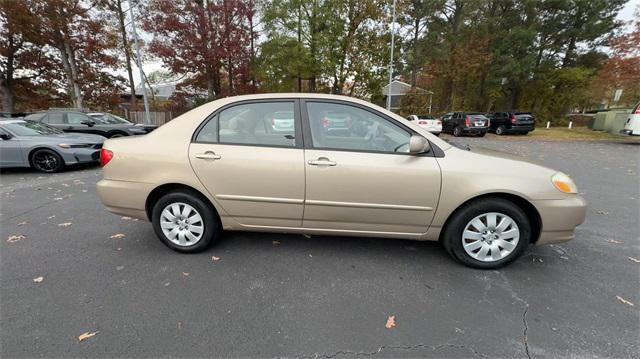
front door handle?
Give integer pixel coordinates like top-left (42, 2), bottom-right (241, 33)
top-left (308, 157), bottom-right (337, 166)
top-left (195, 151), bottom-right (222, 160)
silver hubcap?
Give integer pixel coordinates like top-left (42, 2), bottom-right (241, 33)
top-left (462, 212), bottom-right (520, 262)
top-left (160, 202), bottom-right (204, 247)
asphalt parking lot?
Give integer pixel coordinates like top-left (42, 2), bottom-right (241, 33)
top-left (1, 137), bottom-right (639, 358)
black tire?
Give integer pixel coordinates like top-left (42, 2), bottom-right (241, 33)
top-left (30, 149), bottom-right (65, 173)
top-left (151, 190), bottom-right (220, 253)
top-left (477, 131), bottom-right (486, 137)
top-left (453, 126), bottom-right (463, 137)
top-left (496, 126), bottom-right (506, 135)
top-left (442, 197), bottom-right (531, 269)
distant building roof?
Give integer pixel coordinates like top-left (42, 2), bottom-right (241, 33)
top-left (381, 80), bottom-right (433, 96)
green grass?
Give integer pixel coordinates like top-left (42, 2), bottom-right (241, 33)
top-left (486, 127), bottom-right (640, 142)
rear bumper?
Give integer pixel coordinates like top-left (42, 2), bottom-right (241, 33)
top-left (508, 125), bottom-right (535, 133)
top-left (532, 195), bottom-right (587, 245)
top-left (463, 126), bottom-right (488, 134)
top-left (96, 179), bottom-right (154, 220)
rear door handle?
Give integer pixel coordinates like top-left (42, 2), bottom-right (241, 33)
top-left (195, 151), bottom-right (221, 160)
top-left (308, 158), bottom-right (337, 166)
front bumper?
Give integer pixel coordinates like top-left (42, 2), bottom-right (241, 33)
top-left (620, 129), bottom-right (638, 136)
top-left (60, 148), bottom-right (101, 165)
top-left (533, 195), bottom-right (587, 245)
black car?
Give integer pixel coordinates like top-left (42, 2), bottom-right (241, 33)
top-left (487, 112), bottom-right (535, 135)
top-left (442, 112), bottom-right (489, 137)
top-left (88, 112), bottom-right (156, 134)
top-left (25, 110), bottom-right (152, 138)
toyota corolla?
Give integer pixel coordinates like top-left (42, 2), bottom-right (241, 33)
top-left (97, 94), bottom-right (586, 269)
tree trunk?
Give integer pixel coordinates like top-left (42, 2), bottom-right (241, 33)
top-left (57, 41), bottom-right (83, 109)
top-left (0, 77), bottom-right (15, 113)
top-left (116, 0), bottom-right (136, 110)
top-left (411, 17), bottom-right (420, 87)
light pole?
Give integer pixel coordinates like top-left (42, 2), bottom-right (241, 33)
top-left (128, 0), bottom-right (151, 125)
top-left (386, 0), bottom-right (397, 111)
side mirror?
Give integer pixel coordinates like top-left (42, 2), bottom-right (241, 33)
top-left (81, 120), bottom-right (95, 127)
top-left (0, 132), bottom-right (13, 140)
top-left (409, 135), bottom-right (430, 154)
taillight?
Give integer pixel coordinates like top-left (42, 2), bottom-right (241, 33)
top-left (418, 120), bottom-right (428, 125)
top-left (635, 106), bottom-right (640, 114)
top-left (100, 148), bottom-right (113, 166)
top-left (511, 115), bottom-right (517, 123)
top-left (436, 120), bottom-right (442, 125)
top-left (321, 118), bottom-right (329, 127)
top-left (465, 116), bottom-right (471, 126)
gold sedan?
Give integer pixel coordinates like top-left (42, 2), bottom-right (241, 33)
top-left (97, 94), bottom-right (586, 268)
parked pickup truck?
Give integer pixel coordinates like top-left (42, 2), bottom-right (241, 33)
top-left (487, 112), bottom-right (535, 135)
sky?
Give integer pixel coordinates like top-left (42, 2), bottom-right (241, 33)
top-left (124, 0), bottom-right (640, 88)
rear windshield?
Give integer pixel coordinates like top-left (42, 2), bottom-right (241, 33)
top-left (417, 115), bottom-right (435, 119)
top-left (469, 115), bottom-right (488, 120)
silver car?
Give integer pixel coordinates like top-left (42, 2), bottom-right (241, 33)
top-left (0, 119), bottom-right (105, 173)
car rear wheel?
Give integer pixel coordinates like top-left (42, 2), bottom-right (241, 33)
top-left (477, 131), bottom-right (486, 137)
top-left (442, 198), bottom-right (531, 269)
top-left (109, 132), bottom-right (127, 138)
top-left (151, 191), bottom-right (220, 252)
top-left (496, 126), bottom-right (506, 135)
top-left (453, 126), bottom-right (463, 137)
top-left (30, 149), bottom-right (64, 173)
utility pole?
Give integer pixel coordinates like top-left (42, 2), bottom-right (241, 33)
top-left (386, 0), bottom-right (397, 111)
top-left (129, 0), bottom-right (151, 125)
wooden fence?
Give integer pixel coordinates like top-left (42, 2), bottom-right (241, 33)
top-left (128, 111), bottom-right (174, 126)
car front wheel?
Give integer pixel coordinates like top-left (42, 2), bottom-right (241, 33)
top-left (30, 149), bottom-right (65, 173)
top-left (453, 126), bottom-right (463, 137)
top-left (151, 191), bottom-right (220, 252)
top-left (442, 198), bottom-right (531, 269)
top-left (496, 125), bottom-right (506, 135)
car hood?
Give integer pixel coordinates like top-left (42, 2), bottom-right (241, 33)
top-left (467, 146), bottom-right (542, 166)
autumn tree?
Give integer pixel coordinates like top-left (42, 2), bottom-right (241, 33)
top-left (143, 0), bottom-right (255, 100)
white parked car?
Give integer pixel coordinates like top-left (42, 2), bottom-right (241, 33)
top-left (407, 114), bottom-right (442, 136)
top-left (621, 102), bottom-right (640, 136)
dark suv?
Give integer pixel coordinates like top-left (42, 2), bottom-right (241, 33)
top-left (487, 112), bottom-right (535, 135)
top-left (25, 110), bottom-right (152, 138)
top-left (442, 112), bottom-right (490, 137)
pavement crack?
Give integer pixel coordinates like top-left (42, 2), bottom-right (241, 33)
top-left (522, 305), bottom-right (531, 359)
top-left (291, 342), bottom-right (487, 358)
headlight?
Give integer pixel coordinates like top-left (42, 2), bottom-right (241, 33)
top-left (58, 143), bottom-right (91, 149)
top-left (129, 127), bottom-right (146, 133)
top-left (551, 172), bottom-right (578, 194)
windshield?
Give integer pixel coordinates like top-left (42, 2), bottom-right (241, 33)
top-left (1, 121), bottom-right (64, 136)
top-left (94, 114), bottom-right (131, 125)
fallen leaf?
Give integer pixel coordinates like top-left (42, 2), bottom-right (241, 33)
top-left (116, 266), bottom-right (124, 271)
top-left (58, 222), bottom-right (72, 227)
top-left (47, 215), bottom-right (56, 219)
top-left (7, 234), bottom-right (26, 243)
top-left (53, 197), bottom-right (63, 201)
top-left (121, 216), bottom-right (132, 220)
top-left (616, 296), bottom-right (634, 307)
top-left (17, 221), bottom-right (29, 226)
top-left (182, 272), bottom-right (190, 276)
top-left (177, 322), bottom-right (182, 330)
top-left (385, 315), bottom-right (396, 329)
top-left (110, 233), bottom-right (125, 239)
top-left (606, 239), bottom-right (622, 244)
top-left (596, 210), bottom-right (609, 215)
top-left (628, 257), bottom-right (640, 263)
top-left (78, 331), bottom-right (98, 342)
top-left (212, 256), bottom-right (221, 261)
top-left (33, 276), bottom-right (44, 283)
top-left (272, 240), bottom-right (281, 245)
